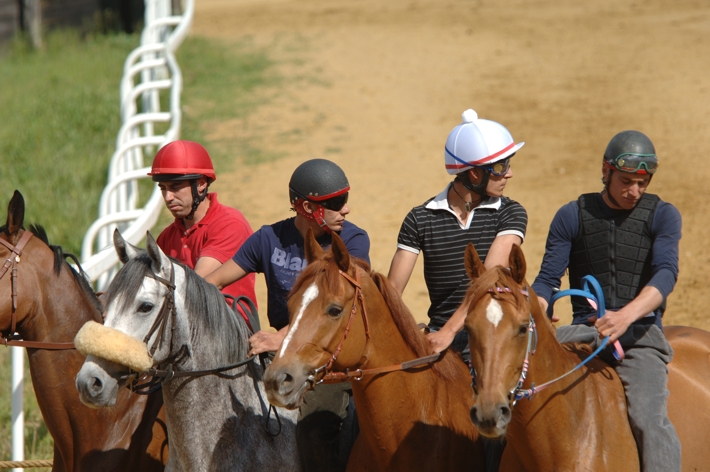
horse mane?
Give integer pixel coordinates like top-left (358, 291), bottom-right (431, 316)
top-left (0, 223), bottom-right (103, 315)
top-left (465, 265), bottom-right (529, 315)
top-left (106, 253), bottom-right (249, 364)
top-left (370, 270), bottom-right (466, 382)
top-left (290, 254), bottom-right (463, 382)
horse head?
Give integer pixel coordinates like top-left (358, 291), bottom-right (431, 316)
top-left (264, 228), bottom-right (371, 409)
top-left (76, 230), bottom-right (187, 408)
top-left (463, 243), bottom-right (539, 438)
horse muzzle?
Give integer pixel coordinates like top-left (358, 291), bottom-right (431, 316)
top-left (75, 356), bottom-right (123, 408)
top-left (263, 363), bottom-right (312, 409)
top-left (470, 400), bottom-right (512, 439)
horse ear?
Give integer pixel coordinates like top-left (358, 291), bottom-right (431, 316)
top-left (508, 244), bottom-right (526, 284)
top-left (145, 231), bottom-right (170, 274)
top-left (304, 228), bottom-right (325, 263)
top-left (464, 243), bottom-right (486, 281)
top-left (113, 229), bottom-right (141, 263)
top-left (5, 190), bottom-right (25, 238)
top-left (331, 232), bottom-right (351, 272)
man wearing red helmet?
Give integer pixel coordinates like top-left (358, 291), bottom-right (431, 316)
top-left (149, 140), bottom-right (257, 324)
top-left (532, 130), bottom-right (681, 472)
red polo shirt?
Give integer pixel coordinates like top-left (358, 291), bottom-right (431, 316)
top-left (156, 193), bottom-right (257, 324)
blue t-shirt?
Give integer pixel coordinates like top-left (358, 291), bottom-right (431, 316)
top-left (233, 218), bottom-right (370, 329)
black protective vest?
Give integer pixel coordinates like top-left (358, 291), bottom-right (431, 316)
top-left (568, 193), bottom-right (659, 320)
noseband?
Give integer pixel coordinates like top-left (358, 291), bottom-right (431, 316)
top-left (1, 231), bottom-right (74, 350)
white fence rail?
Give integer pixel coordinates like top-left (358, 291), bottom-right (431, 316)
top-left (81, 0), bottom-right (194, 288)
top-left (11, 1), bottom-right (194, 467)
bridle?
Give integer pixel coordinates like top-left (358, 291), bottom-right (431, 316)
top-left (121, 262), bottom-right (258, 391)
top-left (117, 259), bottom-right (283, 436)
top-left (0, 231), bottom-right (75, 350)
top-left (476, 276), bottom-right (621, 406)
top-left (306, 266), bottom-right (443, 387)
top-left (469, 286), bottom-right (537, 407)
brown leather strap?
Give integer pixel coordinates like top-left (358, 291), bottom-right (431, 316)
top-left (4, 339), bottom-right (75, 350)
top-left (0, 231), bottom-right (33, 334)
top-left (321, 352), bottom-right (442, 383)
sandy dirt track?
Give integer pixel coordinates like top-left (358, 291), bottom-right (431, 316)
top-left (191, 0), bottom-right (710, 330)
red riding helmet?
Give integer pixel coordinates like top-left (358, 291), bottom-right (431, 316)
top-left (148, 140), bottom-right (217, 183)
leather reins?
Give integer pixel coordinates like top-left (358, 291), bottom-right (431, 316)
top-left (0, 231), bottom-right (74, 350)
top-left (307, 267), bottom-right (443, 386)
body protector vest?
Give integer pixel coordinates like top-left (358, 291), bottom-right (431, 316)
top-left (568, 193), bottom-right (660, 323)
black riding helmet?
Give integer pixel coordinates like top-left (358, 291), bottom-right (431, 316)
top-left (289, 159), bottom-right (350, 210)
top-left (603, 130), bottom-right (658, 175)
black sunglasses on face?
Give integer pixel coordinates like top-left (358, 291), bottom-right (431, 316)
top-left (318, 193), bottom-right (349, 211)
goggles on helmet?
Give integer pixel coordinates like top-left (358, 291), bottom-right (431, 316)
top-left (318, 192), bottom-right (349, 211)
top-left (608, 153), bottom-right (658, 174)
top-left (479, 158), bottom-right (511, 177)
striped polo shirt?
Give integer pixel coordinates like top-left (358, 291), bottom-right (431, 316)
top-left (397, 183), bottom-right (527, 326)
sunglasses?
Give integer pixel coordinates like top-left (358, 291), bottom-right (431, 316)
top-left (480, 158), bottom-right (512, 177)
top-left (611, 153), bottom-right (658, 174)
top-left (318, 192), bottom-right (349, 211)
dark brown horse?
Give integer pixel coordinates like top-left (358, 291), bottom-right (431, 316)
top-left (264, 229), bottom-right (484, 471)
top-left (0, 190), bottom-right (167, 472)
top-left (462, 242), bottom-right (710, 471)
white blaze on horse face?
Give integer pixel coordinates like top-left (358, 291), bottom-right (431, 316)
top-left (486, 299), bottom-right (504, 328)
top-left (280, 283), bottom-right (319, 357)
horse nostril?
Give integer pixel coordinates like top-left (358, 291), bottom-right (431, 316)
top-left (470, 405), bottom-right (480, 426)
top-left (281, 373), bottom-right (294, 389)
top-left (500, 405), bottom-right (511, 424)
top-left (90, 376), bottom-right (104, 395)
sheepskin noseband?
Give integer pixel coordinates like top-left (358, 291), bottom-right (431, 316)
top-left (75, 320), bottom-right (153, 373)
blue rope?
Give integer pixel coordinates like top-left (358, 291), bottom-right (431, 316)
top-left (549, 275), bottom-right (621, 362)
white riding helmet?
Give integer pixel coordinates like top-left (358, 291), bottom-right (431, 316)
top-left (444, 109), bottom-right (524, 175)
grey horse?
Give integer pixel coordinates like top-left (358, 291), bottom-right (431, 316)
top-left (75, 231), bottom-right (300, 472)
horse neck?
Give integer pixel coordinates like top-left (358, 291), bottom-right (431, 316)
top-left (350, 280), bottom-right (476, 459)
top-left (506, 304), bottom-right (597, 466)
top-left (21, 260), bottom-right (156, 467)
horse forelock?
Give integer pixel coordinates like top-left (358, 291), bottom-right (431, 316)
top-left (466, 267), bottom-right (529, 320)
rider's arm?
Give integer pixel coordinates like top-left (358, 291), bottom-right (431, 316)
top-left (531, 202), bottom-right (579, 305)
top-left (206, 258), bottom-right (248, 290)
top-left (595, 286), bottom-right (663, 342)
top-left (194, 256), bottom-right (223, 278)
top-left (387, 248), bottom-right (418, 296)
top-left (483, 234), bottom-right (522, 269)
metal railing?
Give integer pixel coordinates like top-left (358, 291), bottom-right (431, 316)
top-left (10, 1), bottom-right (194, 468)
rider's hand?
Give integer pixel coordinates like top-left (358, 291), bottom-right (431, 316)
top-left (594, 309), bottom-right (634, 343)
top-left (537, 296), bottom-right (559, 322)
top-left (426, 328), bottom-right (456, 355)
top-left (248, 330), bottom-right (286, 356)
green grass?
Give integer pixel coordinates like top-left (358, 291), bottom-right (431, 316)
top-left (0, 28), bottom-right (280, 462)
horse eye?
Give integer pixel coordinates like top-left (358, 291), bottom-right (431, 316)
top-left (327, 305), bottom-right (343, 318)
top-left (518, 324), bottom-right (529, 336)
top-left (138, 302), bottom-right (154, 313)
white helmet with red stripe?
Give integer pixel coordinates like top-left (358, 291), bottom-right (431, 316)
top-left (444, 109), bottom-right (524, 175)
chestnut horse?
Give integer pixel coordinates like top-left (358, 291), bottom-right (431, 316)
top-left (0, 191), bottom-right (167, 472)
top-left (264, 229), bottom-right (484, 471)
top-left (462, 242), bottom-right (710, 472)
